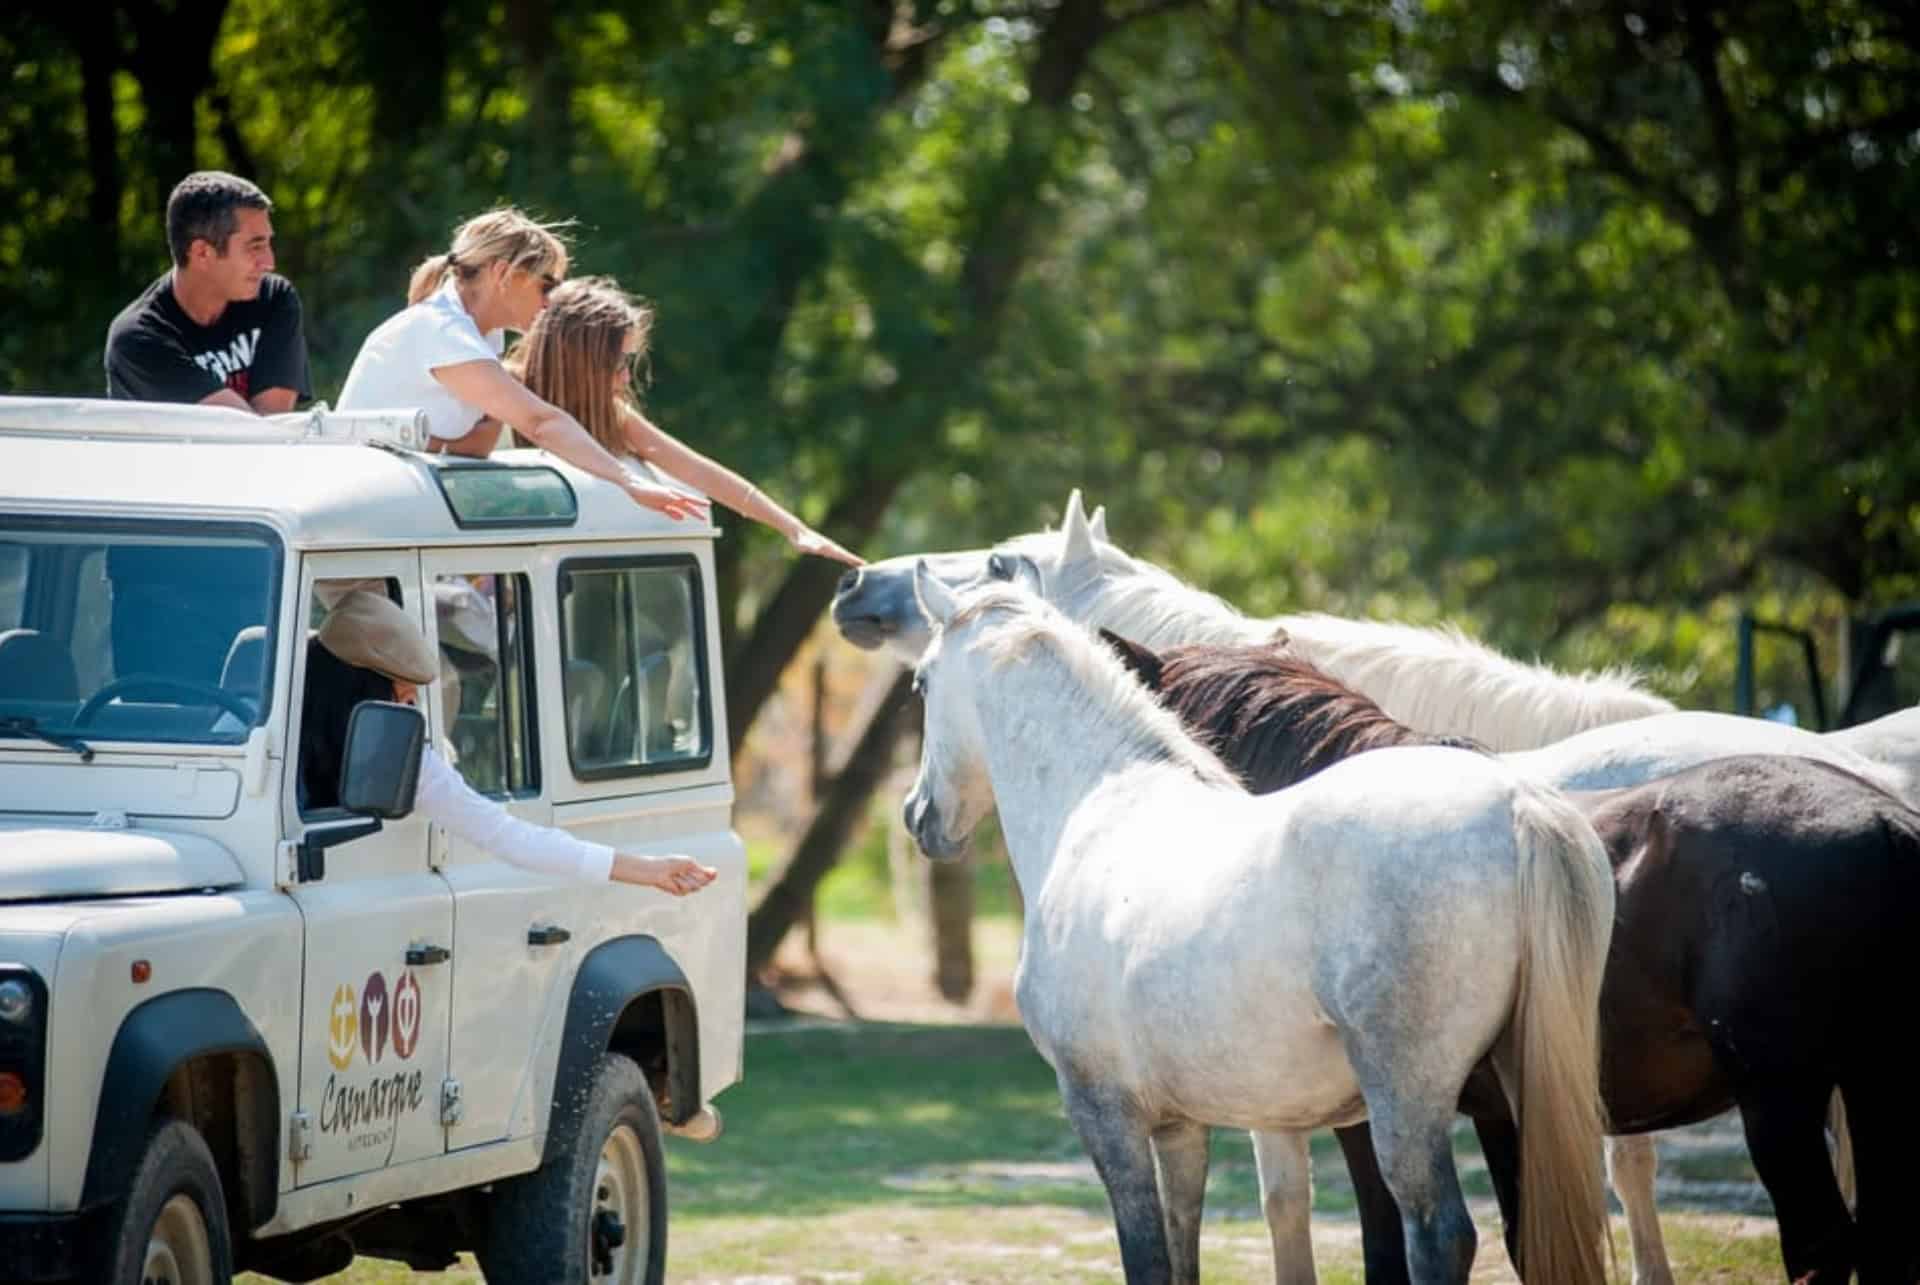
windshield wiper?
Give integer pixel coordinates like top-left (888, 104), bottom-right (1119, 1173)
top-left (0, 716), bottom-right (95, 763)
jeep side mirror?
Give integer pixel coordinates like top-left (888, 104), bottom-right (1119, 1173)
top-left (341, 700), bottom-right (424, 819)
top-left (295, 702), bottom-right (426, 883)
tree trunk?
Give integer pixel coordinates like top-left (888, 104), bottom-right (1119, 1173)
top-left (365, 0), bottom-right (449, 144)
top-left (76, 18), bottom-right (120, 265)
top-left (123, 0), bottom-right (234, 209)
top-left (725, 1), bottom-right (1115, 748)
top-left (740, 3), bottom-right (1119, 983)
top-left (744, 669), bottom-right (914, 976)
top-left (927, 850), bottom-right (974, 1003)
top-left (725, 470), bottom-right (908, 755)
top-left (505, 0), bottom-right (570, 186)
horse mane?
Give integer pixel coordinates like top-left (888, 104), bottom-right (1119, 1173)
top-left (1039, 532), bottom-right (1675, 750)
top-left (1274, 613), bottom-right (1675, 750)
top-left (1150, 640), bottom-right (1485, 794)
top-left (947, 585), bottom-right (1243, 791)
top-left (1035, 537), bottom-right (1262, 651)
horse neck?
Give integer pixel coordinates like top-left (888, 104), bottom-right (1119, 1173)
top-left (1273, 613), bottom-right (1676, 750)
top-left (1071, 561), bottom-right (1273, 651)
top-left (962, 640), bottom-right (1205, 887)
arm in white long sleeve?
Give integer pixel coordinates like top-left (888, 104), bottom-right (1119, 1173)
top-left (412, 745), bottom-right (614, 883)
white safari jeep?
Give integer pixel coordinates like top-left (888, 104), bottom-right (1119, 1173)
top-left (0, 397), bottom-right (745, 1284)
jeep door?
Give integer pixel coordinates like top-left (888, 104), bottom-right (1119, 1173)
top-left (419, 549), bottom-right (584, 1150)
top-left (286, 558), bottom-right (455, 1185)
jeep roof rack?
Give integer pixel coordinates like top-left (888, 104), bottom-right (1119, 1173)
top-left (0, 396), bottom-right (427, 451)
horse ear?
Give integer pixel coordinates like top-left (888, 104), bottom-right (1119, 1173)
top-left (1060, 490), bottom-right (1096, 565)
top-left (913, 559), bottom-right (960, 628)
top-left (1099, 627), bottom-right (1165, 691)
top-left (1088, 504), bottom-right (1108, 543)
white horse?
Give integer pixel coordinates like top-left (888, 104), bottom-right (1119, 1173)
top-left (833, 490), bottom-right (1677, 749)
top-left (903, 568), bottom-right (1615, 1285)
top-left (832, 488), bottom-right (1915, 1283)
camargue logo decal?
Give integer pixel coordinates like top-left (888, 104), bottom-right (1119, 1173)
top-left (326, 984), bottom-right (358, 1071)
top-left (392, 971), bottom-right (422, 1060)
top-left (316, 969), bottom-right (429, 1157)
top-left (359, 971), bottom-right (390, 1064)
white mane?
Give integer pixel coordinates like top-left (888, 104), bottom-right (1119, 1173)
top-left (1025, 530), bottom-right (1676, 753)
top-left (1275, 613), bottom-right (1677, 752)
top-left (949, 583), bottom-right (1243, 791)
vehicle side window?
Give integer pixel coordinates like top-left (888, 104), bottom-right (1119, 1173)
top-left (300, 578), bottom-right (408, 817)
top-left (434, 573), bottom-right (538, 797)
top-left (558, 555), bottom-right (711, 778)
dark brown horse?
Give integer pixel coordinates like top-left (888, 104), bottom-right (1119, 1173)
top-left (1102, 629), bottom-right (1920, 1285)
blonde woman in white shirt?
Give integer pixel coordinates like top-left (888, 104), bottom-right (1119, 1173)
top-left (338, 209), bottom-right (703, 522)
top-left (506, 275), bottom-right (862, 567)
top-left (300, 589), bottom-right (718, 894)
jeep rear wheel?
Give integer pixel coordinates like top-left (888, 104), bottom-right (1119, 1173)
top-left (99, 1119), bottom-right (233, 1285)
top-left (480, 1052), bottom-right (667, 1285)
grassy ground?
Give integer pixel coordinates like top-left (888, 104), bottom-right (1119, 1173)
top-left (242, 1018), bottom-right (1786, 1284)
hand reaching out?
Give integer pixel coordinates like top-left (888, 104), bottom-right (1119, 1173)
top-left (789, 525), bottom-right (864, 567)
top-left (612, 853), bottom-right (719, 896)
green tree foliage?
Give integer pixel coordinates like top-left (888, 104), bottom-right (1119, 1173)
top-left (2, 0), bottom-right (1914, 723)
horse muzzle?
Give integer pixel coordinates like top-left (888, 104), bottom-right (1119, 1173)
top-left (830, 568), bottom-right (894, 650)
top-left (904, 790), bottom-right (966, 861)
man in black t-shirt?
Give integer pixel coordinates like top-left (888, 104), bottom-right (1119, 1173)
top-left (105, 171), bottom-right (311, 414)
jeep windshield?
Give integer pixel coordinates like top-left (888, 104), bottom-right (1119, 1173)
top-left (0, 518), bottom-right (282, 748)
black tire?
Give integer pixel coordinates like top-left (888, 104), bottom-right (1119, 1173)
top-left (95, 1118), bottom-right (234, 1285)
top-left (479, 1052), bottom-right (668, 1285)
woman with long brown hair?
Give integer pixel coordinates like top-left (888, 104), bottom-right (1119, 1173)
top-left (338, 209), bottom-right (702, 521)
top-left (507, 275), bottom-right (862, 566)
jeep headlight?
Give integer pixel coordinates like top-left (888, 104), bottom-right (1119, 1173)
top-left (0, 979), bottom-right (32, 1024)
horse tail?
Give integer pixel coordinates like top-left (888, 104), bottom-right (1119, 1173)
top-left (1505, 779), bottom-right (1615, 1285)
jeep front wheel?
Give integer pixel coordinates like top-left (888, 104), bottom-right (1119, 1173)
top-left (480, 1052), bottom-right (667, 1284)
top-left (98, 1119), bottom-right (234, 1285)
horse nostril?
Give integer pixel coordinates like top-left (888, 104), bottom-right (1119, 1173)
top-left (837, 568), bottom-right (861, 594)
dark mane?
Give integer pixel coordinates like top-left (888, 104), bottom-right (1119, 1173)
top-left (1152, 641), bottom-right (1485, 793)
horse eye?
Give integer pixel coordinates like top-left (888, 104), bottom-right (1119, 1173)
top-left (987, 553), bottom-right (1011, 580)
top-left (911, 670), bottom-right (927, 698)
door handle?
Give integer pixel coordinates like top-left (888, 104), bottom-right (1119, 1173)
top-left (405, 943), bottom-right (452, 966)
top-left (527, 925), bottom-right (572, 947)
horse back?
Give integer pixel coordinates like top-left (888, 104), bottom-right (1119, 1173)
top-left (1586, 753), bottom-right (1920, 1077)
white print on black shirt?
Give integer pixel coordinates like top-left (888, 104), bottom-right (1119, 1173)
top-left (194, 328), bottom-right (262, 392)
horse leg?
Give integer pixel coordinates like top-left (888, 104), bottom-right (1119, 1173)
top-left (1605, 1133), bottom-right (1674, 1285)
top-left (1734, 1081), bottom-right (1855, 1283)
top-left (1252, 1129), bottom-right (1320, 1285)
top-left (1367, 1102), bottom-right (1475, 1285)
top-left (1836, 1070), bottom-right (1918, 1285)
top-left (1331, 1123), bottom-right (1408, 1285)
top-left (1057, 1078), bottom-right (1172, 1284)
top-left (1471, 1113), bottom-right (1524, 1275)
top-left (1345, 1044), bottom-right (1475, 1284)
top-left (1151, 1120), bottom-right (1210, 1285)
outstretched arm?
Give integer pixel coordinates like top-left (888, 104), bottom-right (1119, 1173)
top-left (414, 745), bottom-right (716, 892)
top-left (622, 406), bottom-right (863, 566)
top-left (431, 360), bottom-right (710, 521)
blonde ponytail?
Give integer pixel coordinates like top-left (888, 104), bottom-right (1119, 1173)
top-left (407, 252), bottom-right (456, 306)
